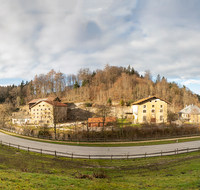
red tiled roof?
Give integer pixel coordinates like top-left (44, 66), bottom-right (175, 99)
top-left (44, 101), bottom-right (67, 107)
top-left (29, 98), bottom-right (46, 104)
top-left (29, 97), bottom-right (60, 104)
top-left (88, 117), bottom-right (116, 123)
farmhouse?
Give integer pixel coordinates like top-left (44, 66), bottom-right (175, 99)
top-left (179, 104), bottom-right (200, 123)
top-left (132, 96), bottom-right (170, 124)
top-left (30, 100), bottom-right (67, 124)
top-left (28, 96), bottom-right (61, 109)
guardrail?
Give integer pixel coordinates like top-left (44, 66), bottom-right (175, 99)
top-left (1, 140), bottom-right (200, 160)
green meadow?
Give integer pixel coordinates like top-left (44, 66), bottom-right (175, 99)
top-left (0, 144), bottom-right (200, 189)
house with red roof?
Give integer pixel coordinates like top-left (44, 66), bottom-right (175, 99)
top-left (29, 98), bottom-right (67, 124)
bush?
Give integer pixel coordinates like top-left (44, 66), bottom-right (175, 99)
top-left (85, 102), bottom-right (93, 107)
top-left (38, 124), bottom-right (51, 137)
top-left (107, 97), bottom-right (112, 106)
top-left (119, 99), bottom-right (124, 106)
top-left (126, 100), bottom-right (134, 106)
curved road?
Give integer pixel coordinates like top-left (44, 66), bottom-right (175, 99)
top-left (1, 132), bottom-right (200, 158)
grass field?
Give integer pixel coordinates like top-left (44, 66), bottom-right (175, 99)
top-left (1, 144), bottom-right (200, 189)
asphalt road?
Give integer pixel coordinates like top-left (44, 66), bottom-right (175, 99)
top-left (0, 132), bottom-right (200, 158)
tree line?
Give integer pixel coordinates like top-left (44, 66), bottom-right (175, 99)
top-left (0, 65), bottom-right (199, 111)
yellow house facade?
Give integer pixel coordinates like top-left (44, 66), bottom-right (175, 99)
top-left (30, 100), bottom-right (67, 124)
top-left (132, 96), bottom-right (170, 124)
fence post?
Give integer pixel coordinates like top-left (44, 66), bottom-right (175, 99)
top-left (127, 154), bottom-right (129, 160)
top-left (144, 152), bottom-right (146, 158)
top-left (111, 155), bottom-right (113, 161)
top-left (9, 143), bottom-right (10, 148)
top-left (177, 148), bottom-right (178, 155)
top-left (71, 153), bottom-right (73, 160)
top-left (187, 148), bottom-right (189, 153)
top-left (89, 155), bottom-right (90, 160)
top-left (55, 151), bottom-right (56, 158)
top-left (28, 147), bottom-right (29, 154)
top-left (1, 140), bottom-right (2, 146)
top-left (161, 151), bottom-right (162, 157)
top-left (41, 149), bottom-right (42, 156)
top-left (175, 149), bottom-right (176, 155)
top-left (18, 145), bottom-right (20, 151)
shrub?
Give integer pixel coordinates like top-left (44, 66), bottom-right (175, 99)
top-left (38, 124), bottom-right (51, 137)
top-left (85, 102), bottom-right (93, 107)
top-left (119, 99), bottom-right (124, 106)
top-left (107, 97), bottom-right (112, 106)
top-left (126, 100), bottom-right (134, 106)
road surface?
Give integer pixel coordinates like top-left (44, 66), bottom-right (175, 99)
top-left (0, 132), bottom-right (200, 159)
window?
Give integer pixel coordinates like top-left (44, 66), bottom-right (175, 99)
top-left (143, 116), bottom-right (146, 122)
top-left (143, 105), bottom-right (146, 108)
top-left (33, 109), bottom-right (35, 111)
top-left (160, 109), bottom-right (163, 113)
top-left (45, 108), bottom-right (46, 110)
top-left (160, 105), bottom-right (163, 108)
top-left (48, 112), bottom-right (50, 114)
top-left (37, 109), bottom-right (39, 111)
top-left (160, 115), bottom-right (163, 121)
top-left (47, 120), bottom-right (49, 123)
top-left (151, 109), bottom-right (155, 113)
top-left (152, 105), bottom-right (154, 107)
top-left (43, 105), bottom-right (45, 106)
top-left (39, 105), bottom-right (41, 107)
top-left (48, 108), bottom-right (51, 110)
top-left (37, 113), bottom-right (39, 115)
top-left (155, 100), bottom-right (157, 102)
top-left (41, 109), bottom-right (42, 111)
top-left (143, 110), bottom-right (146, 113)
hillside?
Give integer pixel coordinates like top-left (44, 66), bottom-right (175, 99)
top-left (0, 65), bottom-right (199, 112)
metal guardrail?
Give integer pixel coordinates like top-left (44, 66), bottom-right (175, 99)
top-left (0, 140), bottom-right (200, 160)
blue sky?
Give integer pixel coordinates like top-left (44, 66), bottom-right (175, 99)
top-left (0, 0), bottom-right (200, 94)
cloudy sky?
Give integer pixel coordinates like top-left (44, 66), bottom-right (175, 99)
top-left (0, 0), bottom-right (200, 94)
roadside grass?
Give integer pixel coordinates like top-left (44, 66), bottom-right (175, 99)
top-left (1, 144), bottom-right (200, 189)
top-left (117, 119), bottom-right (141, 127)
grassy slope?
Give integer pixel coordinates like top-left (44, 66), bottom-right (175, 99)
top-left (1, 145), bottom-right (200, 189)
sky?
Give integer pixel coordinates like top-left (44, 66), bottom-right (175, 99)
top-left (0, 0), bottom-right (200, 94)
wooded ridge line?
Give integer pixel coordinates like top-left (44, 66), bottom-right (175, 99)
top-left (0, 64), bottom-right (198, 112)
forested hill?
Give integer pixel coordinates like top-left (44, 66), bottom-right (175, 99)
top-left (0, 64), bottom-right (199, 111)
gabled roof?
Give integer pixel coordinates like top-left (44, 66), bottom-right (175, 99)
top-left (30, 100), bottom-right (67, 109)
top-left (44, 101), bottom-right (67, 107)
top-left (132, 96), bottom-right (170, 105)
top-left (88, 117), bottom-right (116, 123)
top-left (179, 104), bottom-right (200, 114)
top-left (29, 97), bottom-right (60, 104)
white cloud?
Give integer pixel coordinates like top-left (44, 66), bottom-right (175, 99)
top-left (0, 0), bottom-right (200, 87)
top-left (182, 79), bottom-right (200, 86)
